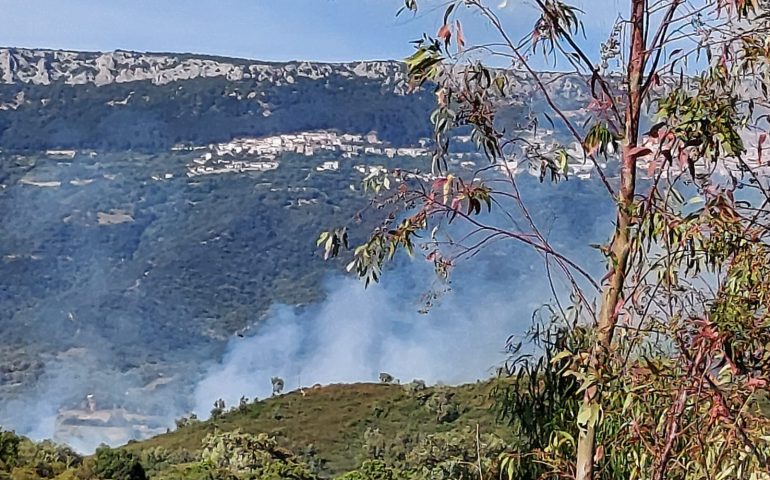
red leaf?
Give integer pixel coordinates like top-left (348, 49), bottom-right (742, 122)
top-left (437, 24), bottom-right (452, 46)
top-left (612, 297), bottom-right (625, 319)
top-left (678, 149), bottom-right (689, 168)
top-left (627, 146), bottom-right (652, 159)
top-left (747, 377), bottom-right (768, 388)
top-left (432, 177), bottom-right (447, 192)
top-left (455, 20), bottom-right (465, 53)
top-left (594, 445), bottom-right (605, 463)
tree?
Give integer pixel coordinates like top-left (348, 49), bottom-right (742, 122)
top-left (272, 376), bottom-right (285, 396)
top-left (92, 446), bottom-right (147, 480)
top-left (321, 0), bottom-right (770, 478)
top-left (211, 398), bottom-right (226, 419)
top-left (200, 431), bottom-right (316, 479)
top-left (0, 430), bottom-right (20, 472)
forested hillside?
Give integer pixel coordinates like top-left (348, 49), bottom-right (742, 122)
top-left (0, 380), bottom-right (522, 480)
top-left (0, 76), bottom-right (439, 151)
top-left (0, 49), bottom-right (439, 151)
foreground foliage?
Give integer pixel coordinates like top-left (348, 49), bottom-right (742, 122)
top-left (321, 0), bottom-right (770, 478)
top-left (0, 381), bottom-right (519, 479)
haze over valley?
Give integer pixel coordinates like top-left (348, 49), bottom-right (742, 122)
top-left (4, 43), bottom-right (766, 454)
top-left (0, 47), bottom-right (628, 451)
top-left (2, 1), bottom-right (769, 479)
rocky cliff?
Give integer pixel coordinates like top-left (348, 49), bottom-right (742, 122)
top-left (0, 48), bottom-right (440, 151)
top-left (0, 48), bottom-right (409, 92)
top-left (0, 47), bottom-right (598, 152)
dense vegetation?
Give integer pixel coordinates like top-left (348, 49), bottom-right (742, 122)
top-left (321, 0), bottom-right (770, 478)
top-left (0, 148), bottom-right (411, 413)
top-left (0, 75), bottom-right (434, 152)
top-left (0, 380), bottom-right (528, 480)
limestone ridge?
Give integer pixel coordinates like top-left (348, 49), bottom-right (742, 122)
top-left (0, 48), bottom-right (438, 151)
top-left (0, 48), bottom-right (602, 152)
top-left (0, 48), bottom-right (410, 92)
top-left (0, 47), bottom-right (595, 98)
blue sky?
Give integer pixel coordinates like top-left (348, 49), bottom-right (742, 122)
top-left (0, 0), bottom-right (623, 63)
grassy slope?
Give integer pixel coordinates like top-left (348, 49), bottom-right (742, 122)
top-left (124, 381), bottom-right (511, 476)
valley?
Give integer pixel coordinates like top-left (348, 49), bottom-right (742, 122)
top-left (0, 48), bottom-right (618, 451)
top-left (4, 0), bottom-right (770, 476)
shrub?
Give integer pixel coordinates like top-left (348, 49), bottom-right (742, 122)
top-left (92, 447), bottom-right (146, 480)
top-left (337, 461), bottom-right (399, 480)
top-left (0, 431), bottom-right (21, 472)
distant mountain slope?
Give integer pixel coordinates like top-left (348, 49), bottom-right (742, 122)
top-left (0, 48), bottom-right (436, 151)
top-left (0, 49), bottom-right (409, 88)
top-left (0, 48), bottom-right (600, 152)
top-left (0, 48), bottom-right (606, 452)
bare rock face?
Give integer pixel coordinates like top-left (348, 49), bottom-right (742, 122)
top-left (0, 48), bottom-right (410, 93)
top-left (0, 48), bottom-right (604, 106)
top-left (0, 49), bottom-right (18, 83)
top-left (94, 53), bottom-right (116, 86)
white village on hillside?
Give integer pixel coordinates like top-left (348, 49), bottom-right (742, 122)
top-left (40, 128), bottom-right (770, 186)
top-left (183, 130), bottom-right (431, 177)
top-left (182, 127), bottom-right (770, 183)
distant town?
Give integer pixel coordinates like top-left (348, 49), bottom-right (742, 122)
top-left (180, 131), bottom-right (432, 177)
top-left (177, 129), bottom-right (613, 182)
top-left (35, 128), bottom-right (769, 186)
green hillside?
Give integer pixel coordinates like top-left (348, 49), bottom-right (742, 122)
top-left (0, 380), bottom-right (520, 480)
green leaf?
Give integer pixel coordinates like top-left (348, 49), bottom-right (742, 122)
top-left (494, 76), bottom-right (507, 96)
top-left (550, 350), bottom-right (572, 364)
top-left (316, 231), bottom-right (329, 247)
top-left (577, 402), bottom-right (600, 428)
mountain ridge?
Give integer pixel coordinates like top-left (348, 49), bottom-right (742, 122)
top-left (0, 47), bottom-right (410, 90)
top-left (0, 47), bottom-right (449, 151)
top-left (0, 45), bottom-right (406, 66)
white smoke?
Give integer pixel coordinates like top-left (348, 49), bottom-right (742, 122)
top-left (192, 178), bottom-right (616, 416)
top-left (2, 173), bottom-right (612, 448)
top-left (193, 266), bottom-right (552, 416)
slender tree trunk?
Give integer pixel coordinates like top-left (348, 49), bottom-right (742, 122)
top-left (574, 1), bottom-right (646, 478)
